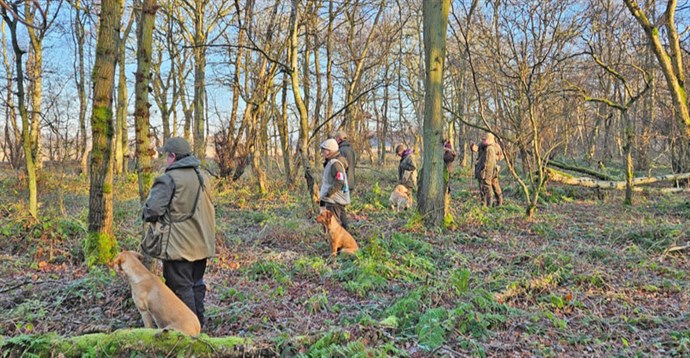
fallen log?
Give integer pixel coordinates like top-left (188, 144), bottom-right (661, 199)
top-left (548, 160), bottom-right (615, 181)
top-left (0, 329), bottom-right (270, 357)
top-left (546, 169), bottom-right (690, 190)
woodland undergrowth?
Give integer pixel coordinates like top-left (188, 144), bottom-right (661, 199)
top-left (0, 162), bottom-right (689, 357)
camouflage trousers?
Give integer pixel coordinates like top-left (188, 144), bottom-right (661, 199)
top-left (478, 177), bottom-right (502, 207)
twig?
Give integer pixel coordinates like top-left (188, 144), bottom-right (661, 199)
top-left (665, 244), bottom-right (690, 254)
top-left (662, 244), bottom-right (690, 261)
top-left (164, 333), bottom-right (183, 358)
top-left (0, 279), bottom-right (58, 294)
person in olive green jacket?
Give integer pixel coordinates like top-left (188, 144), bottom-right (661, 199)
top-left (471, 133), bottom-right (503, 207)
top-left (142, 137), bottom-right (215, 328)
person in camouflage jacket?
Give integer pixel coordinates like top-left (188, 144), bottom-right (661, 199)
top-left (472, 133), bottom-right (503, 207)
top-left (395, 144), bottom-right (418, 192)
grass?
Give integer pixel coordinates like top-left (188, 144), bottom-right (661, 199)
top-left (0, 163), bottom-right (689, 356)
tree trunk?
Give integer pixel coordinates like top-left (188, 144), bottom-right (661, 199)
top-left (638, 1), bottom-right (655, 171)
top-left (547, 160), bottom-right (615, 180)
top-left (547, 169), bottom-right (690, 188)
top-left (2, 12), bottom-right (38, 218)
top-left (418, 0), bottom-right (450, 228)
top-left (227, 4), bottom-right (247, 159)
top-left (325, 0), bottom-right (334, 138)
top-left (72, 0), bottom-right (89, 175)
top-left (115, 14), bottom-right (135, 176)
top-left (27, 39), bottom-right (42, 170)
top-left (1, 23), bottom-right (23, 170)
top-left (379, 62), bottom-right (390, 166)
top-left (176, 51), bottom-right (193, 142)
top-left (192, 0), bottom-right (207, 160)
top-left (134, 0), bottom-right (157, 201)
top-left (115, 46), bottom-right (127, 175)
top-left (249, 114), bottom-right (268, 195)
top-left (313, 11), bottom-right (324, 167)
top-left (278, 73), bottom-right (292, 185)
top-left (623, 111), bottom-right (634, 205)
top-left (624, 0), bottom-right (690, 171)
top-left (290, 0), bottom-right (318, 208)
top-left (85, 0), bottom-right (121, 266)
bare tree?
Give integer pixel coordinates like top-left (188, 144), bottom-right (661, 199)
top-left (623, 0), bottom-right (690, 175)
top-left (291, 0), bottom-right (318, 207)
top-left (134, 0), bottom-right (158, 201)
top-left (340, 0), bottom-right (387, 150)
top-left (417, 0), bottom-right (449, 227)
top-left (69, 0), bottom-right (90, 174)
top-left (25, 0), bottom-right (62, 170)
top-left (1, 2), bottom-right (43, 218)
top-left (1, 21), bottom-right (23, 169)
top-left (580, 40), bottom-right (652, 204)
top-left (175, 0), bottom-right (233, 160)
top-left (114, 11), bottom-right (135, 175)
top-left (84, 0), bottom-right (121, 265)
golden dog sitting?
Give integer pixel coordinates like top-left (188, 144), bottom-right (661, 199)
top-left (315, 210), bottom-right (359, 256)
top-left (113, 251), bottom-right (201, 336)
top-left (389, 184), bottom-right (412, 212)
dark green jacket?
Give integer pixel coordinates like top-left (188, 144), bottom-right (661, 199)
top-left (398, 152), bottom-right (418, 190)
top-left (338, 140), bottom-right (356, 190)
top-left (143, 156), bottom-right (215, 261)
top-left (475, 142), bottom-right (501, 181)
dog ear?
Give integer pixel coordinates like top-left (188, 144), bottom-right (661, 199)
top-left (111, 254), bottom-right (123, 271)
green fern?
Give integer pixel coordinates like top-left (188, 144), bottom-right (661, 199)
top-left (416, 308), bottom-right (449, 351)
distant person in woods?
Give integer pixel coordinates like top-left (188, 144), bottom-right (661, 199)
top-left (335, 131), bottom-right (356, 192)
top-left (471, 133), bottom-right (503, 207)
top-left (443, 139), bottom-right (457, 193)
top-left (319, 138), bottom-right (351, 230)
top-left (396, 144), bottom-right (418, 193)
top-left (142, 137), bottom-right (215, 328)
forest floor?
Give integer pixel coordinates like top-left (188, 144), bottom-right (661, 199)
top-left (0, 160), bottom-right (689, 357)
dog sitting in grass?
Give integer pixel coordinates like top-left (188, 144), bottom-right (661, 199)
top-left (389, 184), bottom-right (412, 212)
top-left (315, 209), bottom-right (359, 256)
top-left (113, 251), bottom-right (201, 336)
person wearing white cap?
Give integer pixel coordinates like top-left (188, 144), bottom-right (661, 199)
top-left (319, 138), bottom-right (351, 230)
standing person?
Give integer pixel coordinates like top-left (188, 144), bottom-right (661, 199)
top-left (471, 133), bottom-right (503, 207)
top-left (395, 144), bottom-right (418, 193)
top-left (319, 138), bottom-right (351, 230)
top-left (335, 131), bottom-right (356, 192)
top-left (443, 139), bottom-right (457, 193)
top-left (142, 137), bottom-right (215, 328)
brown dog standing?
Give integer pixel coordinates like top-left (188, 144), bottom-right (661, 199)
top-left (113, 251), bottom-right (201, 336)
top-left (315, 210), bottom-right (359, 256)
top-left (389, 184), bottom-right (412, 212)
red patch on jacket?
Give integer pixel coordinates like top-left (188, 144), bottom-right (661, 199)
top-left (336, 172), bottom-right (345, 181)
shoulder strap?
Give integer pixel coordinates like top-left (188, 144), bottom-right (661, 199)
top-left (170, 168), bottom-right (204, 223)
top-left (331, 158), bottom-right (347, 170)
